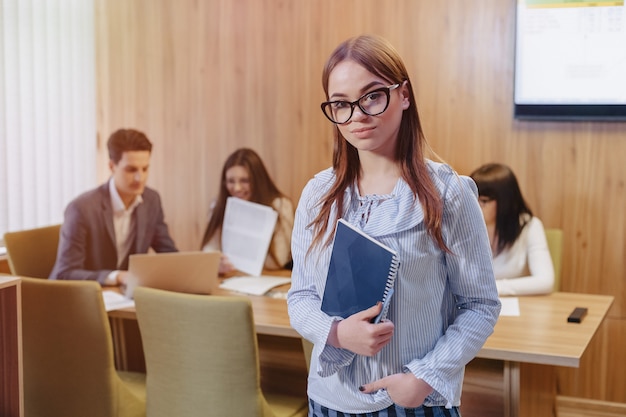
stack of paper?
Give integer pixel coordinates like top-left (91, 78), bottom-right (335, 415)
top-left (102, 290), bottom-right (135, 312)
top-left (219, 275), bottom-right (291, 296)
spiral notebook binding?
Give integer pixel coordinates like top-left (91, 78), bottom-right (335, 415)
top-left (377, 255), bottom-right (400, 322)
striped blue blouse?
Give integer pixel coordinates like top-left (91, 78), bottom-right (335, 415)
top-left (287, 161), bottom-right (501, 412)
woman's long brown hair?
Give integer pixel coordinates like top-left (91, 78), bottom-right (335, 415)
top-left (201, 148), bottom-right (286, 251)
top-left (310, 35), bottom-right (448, 253)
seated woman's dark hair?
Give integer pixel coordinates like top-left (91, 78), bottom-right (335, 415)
top-left (470, 163), bottom-right (533, 255)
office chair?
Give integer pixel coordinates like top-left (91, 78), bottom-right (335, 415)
top-left (3, 224), bottom-right (61, 278)
top-left (20, 278), bottom-right (146, 417)
top-left (544, 228), bottom-right (563, 291)
top-left (301, 338), bottom-right (313, 372)
top-left (134, 287), bottom-right (308, 417)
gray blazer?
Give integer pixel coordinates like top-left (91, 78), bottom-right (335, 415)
top-left (49, 182), bottom-right (178, 283)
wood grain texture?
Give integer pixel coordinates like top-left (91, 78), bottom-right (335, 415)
top-left (95, 0), bottom-right (626, 406)
top-left (478, 293), bottom-right (613, 368)
top-left (557, 395), bottom-right (626, 417)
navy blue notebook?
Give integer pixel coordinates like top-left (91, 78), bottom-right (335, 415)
top-left (321, 218), bottom-right (399, 323)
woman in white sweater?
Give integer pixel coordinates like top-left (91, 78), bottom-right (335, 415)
top-left (470, 163), bottom-right (554, 296)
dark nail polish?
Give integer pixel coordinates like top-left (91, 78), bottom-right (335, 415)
top-left (358, 386), bottom-right (365, 392)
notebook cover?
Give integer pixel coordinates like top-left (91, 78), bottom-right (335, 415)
top-left (321, 219), bottom-right (399, 322)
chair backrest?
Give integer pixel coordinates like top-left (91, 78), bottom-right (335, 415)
top-left (3, 224), bottom-right (61, 278)
top-left (134, 287), bottom-right (274, 417)
top-left (20, 277), bottom-right (145, 417)
top-left (301, 338), bottom-right (313, 372)
top-left (545, 228), bottom-right (563, 291)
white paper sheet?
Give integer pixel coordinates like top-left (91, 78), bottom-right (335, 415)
top-left (102, 290), bottom-right (135, 312)
top-left (221, 197), bottom-right (278, 276)
top-left (498, 297), bottom-right (520, 317)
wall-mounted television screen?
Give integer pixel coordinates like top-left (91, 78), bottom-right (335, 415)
top-left (514, 0), bottom-right (626, 121)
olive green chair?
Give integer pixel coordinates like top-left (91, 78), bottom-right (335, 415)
top-left (20, 278), bottom-right (146, 417)
top-left (134, 286), bottom-right (308, 417)
top-left (3, 224), bottom-right (61, 278)
top-left (301, 338), bottom-right (313, 372)
top-left (545, 228), bottom-right (563, 291)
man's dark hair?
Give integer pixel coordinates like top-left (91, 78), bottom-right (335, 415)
top-left (107, 129), bottom-right (153, 163)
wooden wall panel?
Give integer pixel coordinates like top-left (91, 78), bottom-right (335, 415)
top-left (95, 0), bottom-right (626, 405)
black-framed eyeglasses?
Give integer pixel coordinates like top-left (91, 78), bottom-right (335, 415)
top-left (321, 83), bottom-right (400, 124)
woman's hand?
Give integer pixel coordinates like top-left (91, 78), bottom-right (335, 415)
top-left (328, 303), bottom-right (394, 356)
top-left (360, 373), bottom-right (433, 408)
top-left (218, 254), bottom-right (235, 275)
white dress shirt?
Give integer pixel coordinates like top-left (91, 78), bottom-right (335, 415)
top-left (105, 178), bottom-right (142, 285)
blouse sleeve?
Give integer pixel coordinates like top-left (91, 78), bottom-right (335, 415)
top-left (288, 174), bottom-right (356, 375)
top-left (496, 217), bottom-right (555, 296)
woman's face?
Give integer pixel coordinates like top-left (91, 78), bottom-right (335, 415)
top-left (478, 196), bottom-right (497, 226)
top-left (327, 60), bottom-right (409, 157)
top-left (225, 165), bottom-right (251, 201)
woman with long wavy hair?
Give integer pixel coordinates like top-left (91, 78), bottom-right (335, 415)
top-left (201, 148), bottom-right (294, 274)
top-left (287, 35), bottom-right (500, 417)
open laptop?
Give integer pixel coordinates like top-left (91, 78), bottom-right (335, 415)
top-left (125, 251), bottom-right (221, 298)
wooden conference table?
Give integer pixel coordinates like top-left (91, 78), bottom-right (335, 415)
top-left (476, 292), bottom-right (613, 417)
top-left (107, 284), bottom-right (613, 417)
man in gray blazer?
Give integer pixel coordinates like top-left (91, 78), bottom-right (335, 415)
top-left (49, 129), bottom-right (178, 285)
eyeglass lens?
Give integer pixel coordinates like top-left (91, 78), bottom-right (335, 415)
top-left (322, 84), bottom-right (398, 124)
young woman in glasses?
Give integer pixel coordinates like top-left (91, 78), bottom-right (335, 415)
top-left (288, 34), bottom-right (500, 417)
